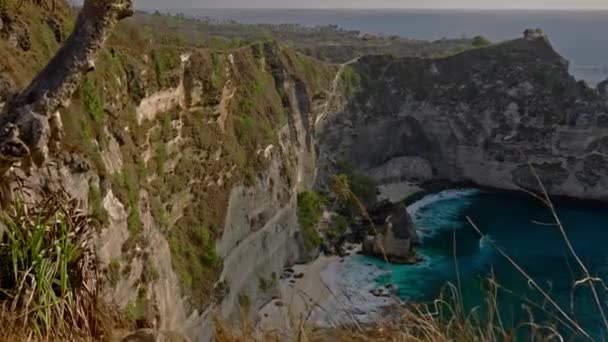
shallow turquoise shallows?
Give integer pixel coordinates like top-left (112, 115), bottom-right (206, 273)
top-left (362, 189), bottom-right (608, 339)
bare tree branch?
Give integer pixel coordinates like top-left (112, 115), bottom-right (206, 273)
top-left (0, 0), bottom-right (133, 173)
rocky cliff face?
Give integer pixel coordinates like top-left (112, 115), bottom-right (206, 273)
top-left (319, 35), bottom-right (608, 201)
top-left (0, 4), bottom-right (338, 339)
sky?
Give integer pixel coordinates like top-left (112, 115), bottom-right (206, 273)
top-left (134, 0), bottom-right (608, 10)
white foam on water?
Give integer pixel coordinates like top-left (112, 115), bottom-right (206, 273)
top-left (479, 234), bottom-right (494, 251)
top-left (315, 257), bottom-right (394, 326)
top-left (407, 188), bottom-right (481, 218)
top-left (315, 189), bottom-right (483, 326)
top-left (408, 188), bottom-right (481, 240)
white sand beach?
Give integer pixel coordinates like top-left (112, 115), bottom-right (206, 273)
top-left (258, 253), bottom-right (341, 333)
top-left (258, 244), bottom-right (397, 334)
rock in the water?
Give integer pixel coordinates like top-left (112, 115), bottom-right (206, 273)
top-left (362, 205), bottom-right (420, 264)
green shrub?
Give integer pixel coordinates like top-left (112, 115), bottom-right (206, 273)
top-left (151, 48), bottom-right (180, 88)
top-left (126, 287), bottom-right (155, 326)
top-left (328, 214), bottom-right (349, 242)
top-left (297, 191), bottom-right (325, 251)
top-left (168, 225), bottom-right (223, 305)
top-left (335, 159), bottom-right (377, 207)
top-left (472, 35), bottom-right (491, 47)
top-left (341, 65), bottom-right (361, 95)
top-left (154, 143), bottom-right (167, 175)
top-left (88, 181), bottom-right (108, 225)
top-left (81, 78), bottom-right (104, 124)
top-left (127, 207), bottom-right (141, 234)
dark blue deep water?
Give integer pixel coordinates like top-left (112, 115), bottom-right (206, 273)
top-left (365, 189), bottom-right (608, 339)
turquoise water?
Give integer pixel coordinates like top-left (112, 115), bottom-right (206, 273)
top-left (363, 189), bottom-right (608, 339)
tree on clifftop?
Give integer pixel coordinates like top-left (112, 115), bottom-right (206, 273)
top-left (0, 0), bottom-right (133, 182)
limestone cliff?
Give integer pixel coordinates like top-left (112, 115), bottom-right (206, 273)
top-left (319, 35), bottom-right (608, 201)
top-left (0, 3), bottom-right (338, 340)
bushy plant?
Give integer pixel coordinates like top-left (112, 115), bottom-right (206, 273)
top-left (0, 192), bottom-right (100, 339)
top-left (472, 35), bottom-right (491, 47)
top-left (297, 191), bottom-right (325, 251)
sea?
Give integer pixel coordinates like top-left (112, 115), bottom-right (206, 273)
top-left (333, 189), bottom-right (608, 339)
top-left (167, 9), bottom-right (608, 85)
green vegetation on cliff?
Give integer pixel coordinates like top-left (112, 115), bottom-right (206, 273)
top-left (297, 191), bottom-right (325, 251)
top-left (132, 10), bottom-right (485, 64)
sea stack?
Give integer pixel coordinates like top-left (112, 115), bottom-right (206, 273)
top-left (362, 206), bottom-right (421, 264)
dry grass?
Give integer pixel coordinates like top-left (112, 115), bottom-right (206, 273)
top-left (215, 279), bottom-right (568, 342)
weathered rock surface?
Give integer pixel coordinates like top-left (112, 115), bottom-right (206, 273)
top-left (319, 35), bottom-right (608, 201)
top-left (362, 203), bottom-right (420, 264)
top-left (121, 329), bottom-right (191, 342)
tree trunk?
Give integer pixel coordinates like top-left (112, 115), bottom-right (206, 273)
top-left (0, 0), bottom-right (133, 172)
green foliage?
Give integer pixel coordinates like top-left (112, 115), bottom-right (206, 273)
top-left (230, 37), bottom-right (242, 48)
top-left (287, 50), bottom-right (334, 92)
top-left (472, 35), bottom-right (492, 47)
top-left (150, 196), bottom-right (169, 229)
top-left (151, 48), bottom-right (180, 88)
top-left (210, 36), bottom-right (230, 50)
top-left (297, 191), bottom-right (325, 251)
top-left (126, 288), bottom-right (154, 325)
top-left (196, 227), bottom-right (221, 267)
top-left (127, 207), bottom-right (141, 234)
top-left (141, 259), bottom-right (160, 284)
top-left (154, 143), bottom-right (167, 175)
top-left (159, 114), bottom-right (174, 142)
top-left (81, 78), bottom-right (104, 124)
top-left (88, 181), bottom-right (108, 225)
top-left (335, 159), bottom-right (377, 207)
top-left (341, 65), bottom-right (361, 95)
top-left (111, 169), bottom-right (141, 234)
top-left (168, 225), bottom-right (222, 305)
top-left (0, 193), bottom-right (97, 338)
top-left (327, 214), bottom-right (349, 242)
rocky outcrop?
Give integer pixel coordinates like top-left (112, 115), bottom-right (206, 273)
top-left (319, 35), bottom-right (608, 201)
top-left (362, 204), bottom-right (420, 264)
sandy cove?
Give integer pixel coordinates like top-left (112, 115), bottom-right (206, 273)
top-left (258, 244), bottom-right (398, 334)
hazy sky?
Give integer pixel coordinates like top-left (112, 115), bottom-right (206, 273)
top-left (134, 0), bottom-right (608, 10)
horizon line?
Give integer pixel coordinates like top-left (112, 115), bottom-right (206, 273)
top-left (143, 7), bottom-right (608, 11)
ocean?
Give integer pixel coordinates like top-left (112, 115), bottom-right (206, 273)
top-left (168, 8), bottom-right (608, 85)
top-left (345, 189), bottom-right (608, 339)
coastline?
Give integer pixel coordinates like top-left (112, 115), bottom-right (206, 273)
top-left (258, 181), bottom-right (426, 332)
top-left (258, 244), bottom-right (399, 332)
